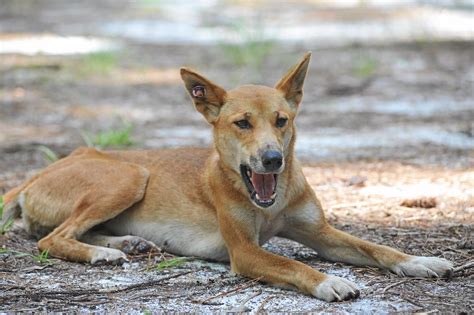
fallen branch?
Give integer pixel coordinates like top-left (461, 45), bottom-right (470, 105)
top-left (383, 279), bottom-right (411, 293)
top-left (454, 261), bottom-right (474, 273)
top-left (194, 276), bottom-right (263, 304)
top-left (0, 270), bottom-right (192, 304)
top-left (329, 200), bottom-right (388, 210)
top-left (256, 295), bottom-right (274, 313)
top-left (107, 270), bottom-right (193, 294)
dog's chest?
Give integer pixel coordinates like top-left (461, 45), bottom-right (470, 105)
top-left (255, 211), bottom-right (285, 245)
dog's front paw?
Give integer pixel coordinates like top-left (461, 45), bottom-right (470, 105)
top-left (91, 248), bottom-right (129, 265)
top-left (392, 256), bottom-right (453, 278)
top-left (312, 275), bottom-right (360, 302)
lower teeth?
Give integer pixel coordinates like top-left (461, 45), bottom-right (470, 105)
top-left (256, 194), bottom-right (276, 202)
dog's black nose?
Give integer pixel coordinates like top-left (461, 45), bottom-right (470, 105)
top-left (262, 151), bottom-right (283, 172)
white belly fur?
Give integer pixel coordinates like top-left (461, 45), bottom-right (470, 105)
top-left (105, 215), bottom-right (230, 261)
top-left (105, 207), bottom-right (287, 261)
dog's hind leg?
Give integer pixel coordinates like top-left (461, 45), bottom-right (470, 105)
top-left (21, 158), bottom-right (150, 264)
top-left (80, 231), bottom-right (158, 255)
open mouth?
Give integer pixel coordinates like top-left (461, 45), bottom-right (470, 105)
top-left (240, 165), bottom-right (278, 208)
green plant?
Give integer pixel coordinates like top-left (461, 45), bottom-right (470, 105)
top-left (154, 257), bottom-right (189, 271)
top-left (219, 20), bottom-right (273, 67)
top-left (0, 219), bottom-right (13, 235)
top-left (76, 52), bottom-right (119, 76)
top-left (139, 0), bottom-right (162, 7)
top-left (0, 248), bottom-right (53, 265)
top-left (0, 196), bottom-right (13, 234)
top-left (142, 309), bottom-right (153, 315)
top-left (81, 124), bottom-right (135, 149)
top-left (37, 145), bottom-right (59, 163)
top-left (34, 249), bottom-right (52, 265)
top-left (353, 57), bottom-right (378, 78)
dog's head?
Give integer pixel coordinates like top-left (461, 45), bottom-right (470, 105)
top-left (181, 53), bottom-right (311, 209)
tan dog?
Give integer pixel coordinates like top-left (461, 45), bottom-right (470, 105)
top-left (2, 53), bottom-right (453, 302)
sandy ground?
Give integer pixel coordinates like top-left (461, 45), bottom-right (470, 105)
top-left (1, 0), bottom-right (473, 313)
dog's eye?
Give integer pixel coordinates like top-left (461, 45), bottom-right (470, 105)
top-left (234, 120), bottom-right (252, 129)
top-left (276, 117), bottom-right (288, 128)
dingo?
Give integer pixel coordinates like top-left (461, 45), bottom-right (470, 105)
top-left (2, 53), bottom-right (452, 301)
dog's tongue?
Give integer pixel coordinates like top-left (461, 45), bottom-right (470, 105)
top-left (251, 173), bottom-right (275, 200)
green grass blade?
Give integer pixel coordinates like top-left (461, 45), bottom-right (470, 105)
top-left (154, 257), bottom-right (189, 271)
top-left (37, 145), bottom-right (59, 163)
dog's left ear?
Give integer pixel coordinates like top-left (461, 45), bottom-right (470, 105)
top-left (275, 52), bottom-right (311, 111)
top-left (180, 68), bottom-right (227, 124)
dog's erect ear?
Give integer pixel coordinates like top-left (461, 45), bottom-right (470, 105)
top-left (180, 68), bottom-right (227, 123)
top-left (275, 52), bottom-right (311, 111)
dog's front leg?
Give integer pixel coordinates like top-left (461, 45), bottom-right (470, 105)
top-left (280, 198), bottom-right (453, 278)
top-left (218, 210), bottom-right (360, 302)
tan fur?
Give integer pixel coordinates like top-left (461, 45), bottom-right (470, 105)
top-left (1, 53), bottom-right (453, 301)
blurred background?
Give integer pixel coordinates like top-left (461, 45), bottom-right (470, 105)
top-left (0, 0), bottom-right (473, 176)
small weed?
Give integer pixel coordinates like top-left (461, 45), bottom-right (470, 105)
top-left (74, 52), bottom-right (119, 76)
top-left (0, 219), bottom-right (13, 235)
top-left (37, 145), bottom-right (59, 164)
top-left (353, 57), bottom-right (378, 78)
top-left (80, 131), bottom-right (94, 148)
top-left (221, 41), bottom-right (273, 67)
top-left (154, 257), bottom-right (189, 271)
top-left (0, 248), bottom-right (53, 265)
top-left (139, 0), bottom-right (162, 7)
top-left (142, 309), bottom-right (153, 315)
top-left (81, 123), bottom-right (135, 149)
top-left (0, 196), bottom-right (13, 234)
top-left (220, 20), bottom-right (273, 67)
top-left (33, 249), bottom-right (52, 265)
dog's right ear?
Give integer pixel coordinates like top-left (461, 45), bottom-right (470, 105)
top-left (275, 52), bottom-right (311, 111)
top-left (180, 68), bottom-right (227, 124)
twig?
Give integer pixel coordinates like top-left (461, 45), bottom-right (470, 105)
top-left (242, 289), bottom-right (262, 304)
top-left (0, 285), bottom-right (26, 291)
top-left (0, 270), bottom-right (192, 304)
top-left (194, 276), bottom-right (263, 304)
top-left (454, 261), bottom-right (474, 273)
top-left (105, 270), bottom-right (193, 294)
top-left (256, 295), bottom-right (274, 313)
top-left (383, 279), bottom-right (411, 293)
top-left (329, 200), bottom-right (390, 210)
top-left (230, 290), bottom-right (263, 312)
top-left (400, 295), bottom-right (424, 308)
top-left (427, 301), bottom-right (458, 307)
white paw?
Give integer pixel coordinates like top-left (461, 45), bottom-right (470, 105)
top-left (91, 247), bottom-right (128, 265)
top-left (392, 256), bottom-right (453, 278)
top-left (312, 275), bottom-right (360, 302)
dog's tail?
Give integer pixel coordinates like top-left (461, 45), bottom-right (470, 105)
top-left (1, 173), bottom-right (40, 226)
top-left (2, 189), bottom-right (21, 228)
